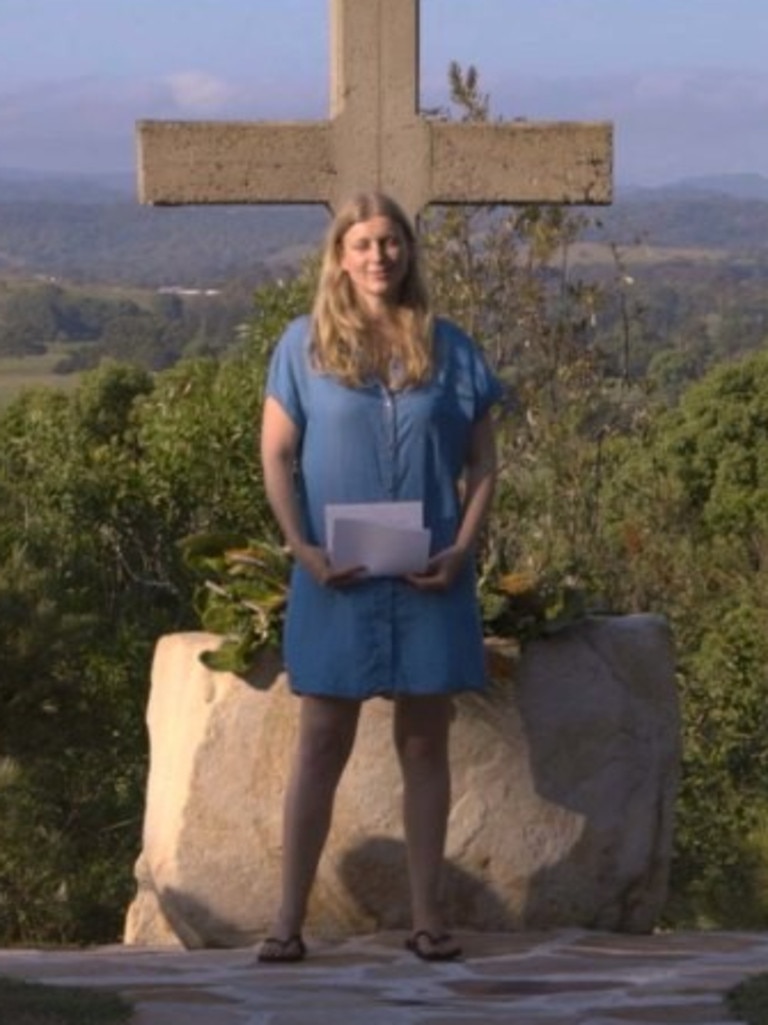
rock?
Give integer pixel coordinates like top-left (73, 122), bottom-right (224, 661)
top-left (123, 853), bottom-right (182, 948)
top-left (124, 615), bottom-right (680, 948)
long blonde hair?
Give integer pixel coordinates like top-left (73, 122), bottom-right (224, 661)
top-left (310, 192), bottom-right (434, 388)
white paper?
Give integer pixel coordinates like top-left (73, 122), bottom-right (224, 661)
top-left (325, 501), bottom-right (431, 576)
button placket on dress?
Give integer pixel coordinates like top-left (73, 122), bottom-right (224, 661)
top-left (377, 382), bottom-right (398, 690)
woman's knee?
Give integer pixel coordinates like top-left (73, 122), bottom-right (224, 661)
top-left (394, 695), bottom-right (453, 766)
top-left (296, 697), bottom-right (360, 777)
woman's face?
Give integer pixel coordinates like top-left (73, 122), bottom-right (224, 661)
top-left (340, 215), bottom-right (410, 309)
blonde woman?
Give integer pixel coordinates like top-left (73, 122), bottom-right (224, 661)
top-left (259, 192), bottom-right (501, 963)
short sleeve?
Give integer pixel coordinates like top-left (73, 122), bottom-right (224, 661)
top-left (265, 316), bottom-right (310, 431)
top-left (437, 319), bottom-right (503, 423)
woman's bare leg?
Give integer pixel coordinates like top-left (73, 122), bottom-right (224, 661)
top-left (270, 695), bottom-right (361, 940)
top-left (394, 694), bottom-right (458, 954)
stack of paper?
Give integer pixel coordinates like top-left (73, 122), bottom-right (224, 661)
top-left (325, 501), bottom-right (431, 576)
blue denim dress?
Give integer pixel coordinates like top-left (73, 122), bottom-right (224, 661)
top-left (265, 315), bottom-right (502, 699)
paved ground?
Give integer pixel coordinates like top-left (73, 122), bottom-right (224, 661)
top-left (1, 929), bottom-right (766, 1024)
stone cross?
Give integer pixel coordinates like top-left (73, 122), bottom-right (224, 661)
top-left (137, 0), bottom-right (612, 220)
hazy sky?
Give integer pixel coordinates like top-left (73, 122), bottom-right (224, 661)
top-left (1, 0), bottom-right (766, 186)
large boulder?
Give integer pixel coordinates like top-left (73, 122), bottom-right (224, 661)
top-left (124, 615), bottom-right (680, 948)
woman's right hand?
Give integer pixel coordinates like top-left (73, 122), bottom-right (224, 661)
top-left (293, 542), bottom-right (366, 587)
top-left (263, 400), bottom-right (366, 587)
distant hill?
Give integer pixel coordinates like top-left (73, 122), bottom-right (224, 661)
top-left (0, 169), bottom-right (328, 286)
top-left (623, 173), bottom-right (768, 202)
top-left (0, 169), bottom-right (134, 204)
top-left (589, 194), bottom-right (768, 251)
top-left (0, 169), bottom-right (767, 286)
top-left (615, 172), bottom-right (766, 201)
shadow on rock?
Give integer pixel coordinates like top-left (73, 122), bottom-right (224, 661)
top-left (339, 836), bottom-right (515, 930)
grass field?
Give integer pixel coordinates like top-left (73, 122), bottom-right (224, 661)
top-left (568, 240), bottom-right (730, 267)
top-left (0, 349), bottom-right (83, 408)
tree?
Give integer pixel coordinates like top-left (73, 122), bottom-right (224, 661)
top-left (0, 284), bottom-right (61, 354)
top-left (0, 269), bottom-right (313, 944)
top-left (0, 362), bottom-right (184, 943)
top-left (594, 349), bottom-right (768, 925)
top-left (660, 351), bottom-right (768, 540)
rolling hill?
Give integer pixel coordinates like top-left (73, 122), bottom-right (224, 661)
top-left (0, 170), bottom-right (767, 287)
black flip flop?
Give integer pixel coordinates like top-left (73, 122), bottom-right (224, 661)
top-left (405, 930), bottom-right (462, 961)
top-left (258, 934), bottom-right (307, 963)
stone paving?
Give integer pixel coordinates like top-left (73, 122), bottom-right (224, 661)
top-left (0, 929), bottom-right (766, 1024)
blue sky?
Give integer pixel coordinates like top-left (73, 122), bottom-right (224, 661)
top-left (1, 0), bottom-right (766, 186)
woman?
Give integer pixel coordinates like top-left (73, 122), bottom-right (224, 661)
top-left (258, 192), bottom-right (501, 963)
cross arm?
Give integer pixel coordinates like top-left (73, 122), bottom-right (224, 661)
top-left (137, 120), bottom-right (335, 205)
top-left (428, 121), bottom-right (613, 206)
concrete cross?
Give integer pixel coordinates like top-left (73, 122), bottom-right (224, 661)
top-left (137, 0), bottom-right (612, 220)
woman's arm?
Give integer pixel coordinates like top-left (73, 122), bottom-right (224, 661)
top-left (260, 396), bottom-right (306, 552)
top-left (454, 411), bottom-right (498, 555)
top-left (407, 411), bottom-right (498, 590)
top-left (260, 396), bottom-right (363, 586)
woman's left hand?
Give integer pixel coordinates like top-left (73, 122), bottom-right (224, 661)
top-left (404, 545), bottom-right (467, 591)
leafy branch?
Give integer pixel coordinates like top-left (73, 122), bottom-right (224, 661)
top-left (179, 531), bottom-right (290, 678)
